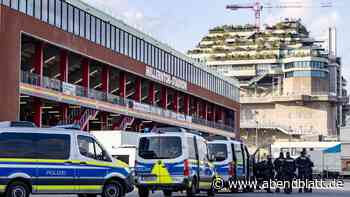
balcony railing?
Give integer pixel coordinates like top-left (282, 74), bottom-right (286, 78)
top-left (21, 71), bottom-right (234, 132)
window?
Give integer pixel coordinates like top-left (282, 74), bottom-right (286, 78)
top-left (85, 14), bottom-right (90, 40)
top-left (78, 135), bottom-right (111, 162)
top-left (34, 0), bottom-right (41, 20)
top-left (2, 0), bottom-right (10, 7)
top-left (27, 0), bottom-right (34, 16)
top-left (96, 18), bottom-right (101, 44)
top-left (11, 0), bottom-right (19, 10)
top-left (111, 26), bottom-right (115, 51)
top-left (132, 36), bottom-right (137, 59)
top-left (73, 7), bottom-right (80, 36)
top-left (79, 10), bottom-right (85, 37)
top-left (208, 143), bottom-right (228, 162)
top-left (19, 0), bottom-right (27, 13)
top-left (36, 134), bottom-right (70, 159)
top-left (197, 138), bottom-right (208, 162)
top-left (115, 28), bottom-right (120, 52)
top-left (101, 21), bottom-right (106, 46)
top-left (61, 1), bottom-right (68, 31)
top-left (41, 0), bottom-right (48, 22)
top-left (128, 34), bottom-right (133, 57)
top-left (234, 143), bottom-right (243, 165)
top-left (90, 16), bottom-right (96, 42)
top-left (67, 5), bottom-right (74, 33)
top-left (120, 30), bottom-right (125, 54)
top-left (0, 133), bottom-right (35, 158)
top-left (187, 137), bottom-right (197, 160)
top-left (138, 136), bottom-right (182, 159)
top-left (55, 0), bottom-right (62, 28)
top-left (106, 24), bottom-right (111, 49)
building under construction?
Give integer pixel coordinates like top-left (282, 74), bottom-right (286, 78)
top-left (188, 19), bottom-right (349, 148)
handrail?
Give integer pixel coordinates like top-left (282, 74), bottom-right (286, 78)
top-left (21, 71), bottom-right (235, 132)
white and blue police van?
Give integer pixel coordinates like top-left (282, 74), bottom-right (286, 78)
top-left (0, 121), bottom-right (133, 197)
top-left (134, 127), bottom-right (216, 197)
top-left (208, 140), bottom-right (253, 192)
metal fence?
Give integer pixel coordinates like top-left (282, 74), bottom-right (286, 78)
top-left (21, 71), bottom-right (235, 132)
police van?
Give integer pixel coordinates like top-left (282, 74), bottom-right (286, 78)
top-left (208, 140), bottom-right (253, 192)
top-left (0, 121), bottom-right (133, 197)
top-left (134, 127), bottom-right (216, 197)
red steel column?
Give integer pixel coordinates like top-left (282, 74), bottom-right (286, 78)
top-left (148, 82), bottom-right (155, 105)
top-left (221, 109), bottom-right (226, 125)
top-left (101, 66), bottom-right (110, 93)
top-left (212, 105), bottom-right (217, 122)
top-left (183, 94), bottom-right (190, 115)
top-left (59, 50), bottom-right (69, 122)
top-left (195, 98), bottom-right (200, 117)
top-left (59, 50), bottom-right (69, 82)
top-left (33, 42), bottom-right (44, 85)
top-left (33, 98), bottom-right (42, 127)
top-left (203, 102), bottom-right (208, 120)
top-left (134, 78), bottom-right (142, 102)
top-left (82, 58), bottom-right (90, 94)
top-left (173, 91), bottom-right (179, 113)
top-left (119, 72), bottom-right (126, 98)
top-left (160, 86), bottom-right (168, 109)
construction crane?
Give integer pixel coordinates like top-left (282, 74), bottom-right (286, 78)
top-left (226, 0), bottom-right (333, 32)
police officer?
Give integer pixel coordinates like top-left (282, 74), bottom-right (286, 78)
top-left (306, 154), bottom-right (314, 193)
top-left (262, 155), bottom-right (274, 193)
top-left (283, 152), bottom-right (296, 194)
top-left (273, 152), bottom-right (285, 193)
top-left (296, 148), bottom-right (313, 192)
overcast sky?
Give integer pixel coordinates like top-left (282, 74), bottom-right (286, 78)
top-left (81, 0), bottom-right (350, 84)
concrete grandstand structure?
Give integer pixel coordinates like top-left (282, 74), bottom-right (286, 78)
top-left (188, 19), bottom-right (349, 146)
top-left (0, 0), bottom-right (240, 138)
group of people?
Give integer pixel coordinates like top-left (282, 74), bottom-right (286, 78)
top-left (256, 148), bottom-right (314, 194)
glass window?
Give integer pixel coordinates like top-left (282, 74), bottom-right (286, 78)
top-left (111, 26), bottom-right (115, 51)
top-left (36, 134), bottom-right (70, 160)
top-left (101, 21), bottom-right (106, 46)
top-left (197, 139), bottom-right (208, 162)
top-left (115, 28), bottom-right (120, 52)
top-left (85, 14), bottom-right (90, 40)
top-left (132, 36), bottom-right (137, 59)
top-left (96, 18), bottom-right (101, 44)
top-left (79, 10), bottom-right (85, 37)
top-left (73, 7), bottom-right (80, 36)
top-left (139, 39), bottom-right (143, 62)
top-left (124, 32), bottom-right (129, 55)
top-left (11, 0), bottom-right (19, 10)
top-left (120, 30), bottom-right (125, 54)
top-left (67, 5), bottom-right (74, 33)
top-left (2, 0), bottom-right (10, 6)
top-left (144, 42), bottom-right (149, 64)
top-left (90, 16), bottom-right (96, 42)
top-left (0, 133), bottom-right (35, 158)
top-left (208, 143), bottom-right (228, 162)
top-left (19, 0), bottom-right (26, 13)
top-left (138, 136), bottom-right (182, 159)
top-left (41, 0), bottom-right (48, 22)
top-left (27, 0), bottom-right (34, 16)
top-left (55, 0), bottom-right (61, 28)
top-left (128, 34), bottom-right (133, 57)
top-left (78, 135), bottom-right (111, 162)
top-left (34, 0), bottom-right (41, 20)
top-left (106, 24), bottom-right (111, 49)
top-left (234, 143), bottom-right (243, 165)
top-left (187, 137), bottom-right (197, 160)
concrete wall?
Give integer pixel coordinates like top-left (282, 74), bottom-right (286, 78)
top-left (283, 77), bottom-right (330, 95)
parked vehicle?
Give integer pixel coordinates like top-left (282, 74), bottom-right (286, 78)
top-left (208, 140), bottom-right (253, 192)
top-left (0, 121), bottom-right (133, 197)
top-left (134, 127), bottom-right (216, 197)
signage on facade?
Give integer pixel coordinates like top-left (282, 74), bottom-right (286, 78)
top-left (145, 66), bottom-right (187, 90)
top-left (62, 82), bottom-right (76, 96)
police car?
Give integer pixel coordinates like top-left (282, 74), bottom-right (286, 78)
top-left (0, 121), bottom-right (133, 197)
top-left (208, 140), bottom-right (253, 192)
top-left (135, 127), bottom-right (216, 197)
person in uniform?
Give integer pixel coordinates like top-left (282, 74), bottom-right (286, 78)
top-left (296, 148), bottom-right (313, 192)
top-left (273, 152), bottom-right (285, 193)
top-left (283, 152), bottom-right (296, 194)
top-left (262, 155), bottom-right (274, 193)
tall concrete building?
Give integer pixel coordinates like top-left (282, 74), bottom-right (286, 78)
top-left (188, 19), bottom-right (349, 148)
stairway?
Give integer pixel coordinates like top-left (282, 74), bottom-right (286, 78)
top-left (112, 116), bottom-right (135, 130)
top-left (59, 107), bottom-right (99, 131)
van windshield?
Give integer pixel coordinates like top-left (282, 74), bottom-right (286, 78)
top-left (208, 143), bottom-right (228, 162)
top-left (138, 136), bottom-right (182, 159)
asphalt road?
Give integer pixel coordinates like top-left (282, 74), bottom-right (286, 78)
top-left (32, 182), bottom-right (350, 197)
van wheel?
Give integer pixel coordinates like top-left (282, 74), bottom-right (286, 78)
top-left (102, 181), bottom-right (122, 197)
top-left (138, 187), bottom-right (149, 197)
top-left (163, 190), bottom-right (172, 197)
top-left (5, 181), bottom-right (30, 197)
top-left (186, 179), bottom-right (197, 197)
